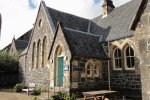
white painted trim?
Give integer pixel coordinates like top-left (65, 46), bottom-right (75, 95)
top-left (124, 45), bottom-right (135, 70)
top-left (113, 48), bottom-right (123, 70)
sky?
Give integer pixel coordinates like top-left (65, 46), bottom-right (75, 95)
top-left (0, 0), bottom-right (131, 50)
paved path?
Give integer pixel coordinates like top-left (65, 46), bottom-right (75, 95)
top-left (0, 92), bottom-right (33, 100)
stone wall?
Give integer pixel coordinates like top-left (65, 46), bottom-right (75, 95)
top-left (135, 0), bottom-right (150, 99)
top-left (108, 37), bottom-right (142, 99)
top-left (25, 3), bottom-right (53, 88)
top-left (48, 25), bottom-right (72, 93)
top-left (70, 56), bottom-right (108, 92)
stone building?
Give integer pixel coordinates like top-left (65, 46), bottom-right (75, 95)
top-left (3, 0), bottom-right (150, 99)
top-left (1, 29), bottom-right (32, 53)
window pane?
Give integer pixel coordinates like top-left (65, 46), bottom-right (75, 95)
top-left (131, 57), bottom-right (135, 68)
top-left (118, 49), bottom-right (121, 57)
top-left (130, 47), bottom-right (134, 56)
top-left (126, 47), bottom-right (130, 56)
top-left (114, 48), bottom-right (122, 69)
top-left (119, 59), bottom-right (122, 68)
top-left (94, 70), bottom-right (97, 75)
top-left (126, 57), bottom-right (130, 68)
top-left (114, 49), bottom-right (118, 58)
top-left (87, 65), bottom-right (90, 69)
top-left (125, 46), bottom-right (135, 69)
top-left (87, 70), bottom-right (90, 75)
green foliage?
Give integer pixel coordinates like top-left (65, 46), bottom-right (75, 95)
top-left (0, 52), bottom-right (19, 72)
top-left (33, 88), bottom-right (42, 96)
top-left (32, 97), bottom-right (37, 100)
top-left (51, 92), bottom-right (78, 100)
top-left (14, 83), bottom-right (23, 92)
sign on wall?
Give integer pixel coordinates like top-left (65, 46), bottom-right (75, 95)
top-left (64, 65), bottom-right (69, 71)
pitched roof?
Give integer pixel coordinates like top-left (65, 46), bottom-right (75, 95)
top-left (47, 0), bottom-right (143, 59)
top-left (91, 0), bottom-right (142, 41)
top-left (17, 29), bottom-right (32, 41)
top-left (47, 7), bottom-right (90, 33)
top-left (63, 28), bottom-right (108, 59)
top-left (15, 40), bottom-right (28, 51)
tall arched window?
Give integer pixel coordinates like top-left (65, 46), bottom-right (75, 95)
top-left (32, 42), bottom-right (36, 69)
top-left (42, 37), bottom-right (47, 67)
top-left (124, 45), bottom-right (135, 69)
top-left (113, 48), bottom-right (122, 70)
top-left (37, 40), bottom-right (41, 68)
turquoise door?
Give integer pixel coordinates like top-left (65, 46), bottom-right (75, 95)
top-left (57, 57), bottom-right (64, 86)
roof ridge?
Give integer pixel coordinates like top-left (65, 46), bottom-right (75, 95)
top-left (47, 6), bottom-right (90, 20)
top-left (64, 27), bottom-right (101, 37)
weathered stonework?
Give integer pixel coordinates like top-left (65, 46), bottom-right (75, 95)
top-left (70, 57), bottom-right (108, 92)
top-left (48, 25), bottom-right (72, 93)
top-left (135, 1), bottom-right (150, 99)
top-left (17, 0), bottom-right (150, 99)
top-left (24, 3), bottom-right (53, 88)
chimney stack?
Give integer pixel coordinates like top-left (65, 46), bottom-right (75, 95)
top-left (102, 0), bottom-right (115, 17)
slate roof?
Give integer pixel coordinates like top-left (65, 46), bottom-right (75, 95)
top-left (47, 0), bottom-right (143, 59)
top-left (47, 7), bottom-right (89, 32)
top-left (17, 29), bottom-right (32, 41)
top-left (63, 28), bottom-right (108, 59)
top-left (91, 0), bottom-right (142, 41)
top-left (15, 40), bottom-right (28, 51)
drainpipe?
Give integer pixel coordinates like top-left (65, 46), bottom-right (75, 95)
top-left (107, 41), bottom-right (111, 90)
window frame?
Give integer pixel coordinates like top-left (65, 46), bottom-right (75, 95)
top-left (113, 48), bottom-right (122, 70)
top-left (93, 64), bottom-right (100, 78)
top-left (86, 64), bottom-right (92, 78)
top-left (124, 45), bottom-right (135, 70)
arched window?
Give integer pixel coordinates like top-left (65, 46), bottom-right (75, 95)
top-left (113, 48), bottom-right (122, 70)
top-left (86, 64), bottom-right (92, 78)
top-left (42, 37), bottom-right (47, 67)
top-left (124, 45), bottom-right (135, 69)
top-left (94, 65), bottom-right (99, 77)
top-left (85, 60), bottom-right (94, 78)
top-left (32, 42), bottom-right (36, 69)
top-left (37, 40), bottom-right (41, 68)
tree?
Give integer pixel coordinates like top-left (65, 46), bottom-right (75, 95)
top-left (0, 52), bottom-right (19, 72)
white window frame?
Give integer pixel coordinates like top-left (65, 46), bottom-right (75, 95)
top-left (113, 48), bottom-right (122, 70)
top-left (86, 64), bottom-right (92, 78)
top-left (93, 64), bottom-right (100, 78)
top-left (124, 45), bottom-right (135, 70)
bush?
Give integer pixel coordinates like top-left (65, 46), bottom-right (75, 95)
top-left (14, 83), bottom-right (23, 92)
top-left (51, 92), bottom-right (78, 100)
top-left (32, 97), bottom-right (37, 100)
top-left (33, 88), bottom-right (41, 95)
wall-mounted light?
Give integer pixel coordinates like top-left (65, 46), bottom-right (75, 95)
top-left (64, 56), bottom-right (68, 61)
top-left (50, 59), bottom-right (53, 63)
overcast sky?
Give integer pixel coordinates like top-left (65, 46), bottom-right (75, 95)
top-left (0, 0), bottom-right (131, 50)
